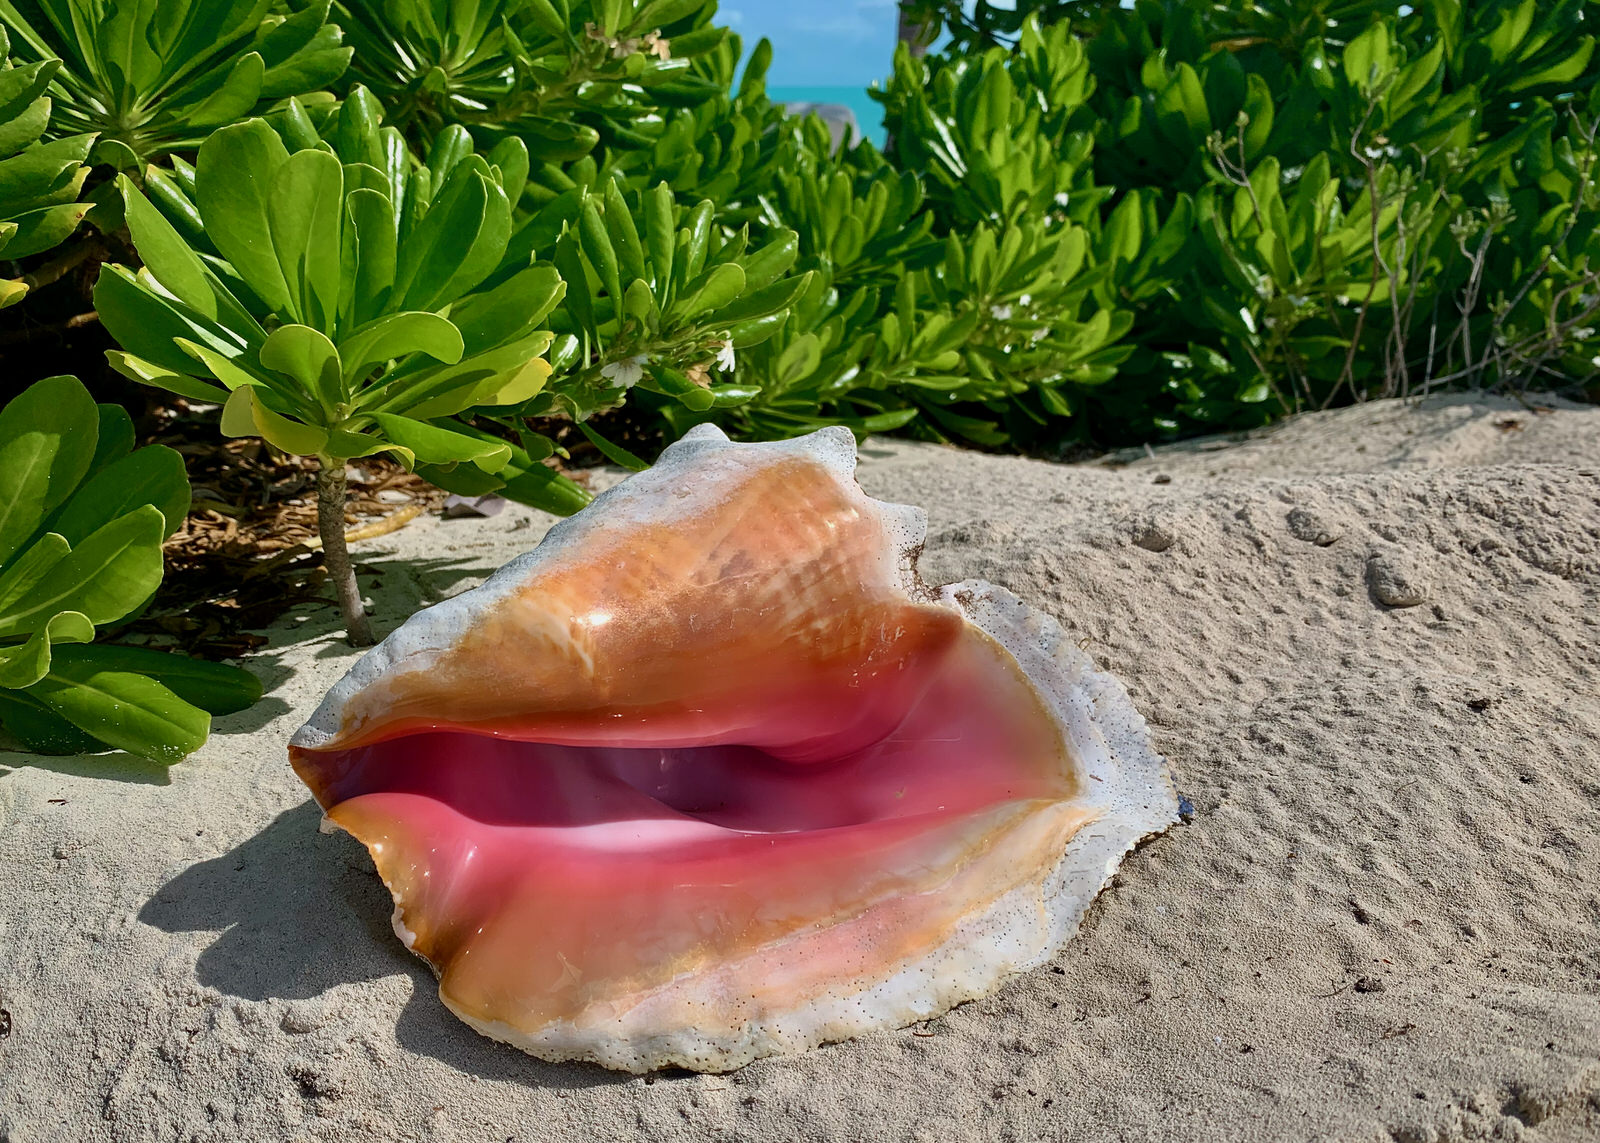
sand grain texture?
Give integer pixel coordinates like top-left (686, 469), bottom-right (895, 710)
top-left (1, 393), bottom-right (1597, 1143)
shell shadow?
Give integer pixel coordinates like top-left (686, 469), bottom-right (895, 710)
top-left (138, 800), bottom-right (619, 1091)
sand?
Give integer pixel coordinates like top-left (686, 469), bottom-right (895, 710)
top-left (1, 392), bottom-right (1597, 1143)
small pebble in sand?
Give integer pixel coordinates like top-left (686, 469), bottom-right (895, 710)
top-left (1286, 506), bottom-right (1343, 546)
top-left (1368, 550), bottom-right (1430, 607)
top-left (1132, 520), bottom-right (1175, 552)
top-left (1354, 976), bottom-right (1385, 993)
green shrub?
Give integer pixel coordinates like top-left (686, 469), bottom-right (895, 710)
top-left (0, 375), bottom-right (260, 763)
top-left (1074, 0), bottom-right (1600, 436)
top-left (0, 0), bottom-right (351, 170)
top-left (96, 89), bottom-right (581, 644)
top-left (338, 0), bottom-right (732, 155)
top-left (0, 25), bottom-right (92, 306)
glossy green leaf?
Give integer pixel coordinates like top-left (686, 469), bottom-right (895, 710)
top-left (368, 414), bottom-right (512, 470)
top-left (0, 531), bottom-right (67, 617)
top-left (268, 147), bottom-right (344, 330)
top-left (339, 312), bottom-right (464, 384)
top-left (672, 262), bottom-right (745, 322)
top-left (577, 421), bottom-right (649, 471)
top-left (0, 375), bottom-right (97, 566)
top-left (0, 505), bottom-right (165, 638)
top-left (0, 689), bottom-right (102, 754)
top-left (26, 657), bottom-right (209, 764)
top-left (0, 610), bottom-right (93, 690)
top-left (48, 644), bottom-right (261, 716)
top-left (219, 386), bottom-right (329, 456)
top-left (1344, 22), bottom-right (1393, 92)
top-left (105, 351), bottom-right (230, 404)
top-left (50, 445), bottom-right (189, 544)
top-left (195, 121), bottom-right (294, 313)
top-left (261, 324), bottom-right (344, 409)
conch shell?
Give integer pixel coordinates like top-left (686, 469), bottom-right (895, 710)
top-left (289, 425), bottom-right (1177, 1072)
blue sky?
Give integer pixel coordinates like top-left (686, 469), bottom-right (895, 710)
top-left (720, 0), bottom-right (903, 86)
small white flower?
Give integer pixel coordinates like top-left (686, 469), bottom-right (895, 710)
top-left (713, 339), bottom-right (736, 372)
top-left (1018, 293), bottom-right (1032, 307)
top-left (1053, 192), bottom-right (1070, 207)
top-left (1030, 326), bottom-right (1050, 343)
top-left (642, 29), bottom-right (671, 60)
top-left (601, 353), bottom-right (647, 388)
top-left (990, 303), bottom-right (1014, 321)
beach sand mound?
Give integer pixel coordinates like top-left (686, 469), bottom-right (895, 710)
top-left (2, 393), bottom-right (1597, 1143)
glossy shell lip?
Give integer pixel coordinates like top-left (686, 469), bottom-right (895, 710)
top-left (289, 424), bottom-right (1179, 1073)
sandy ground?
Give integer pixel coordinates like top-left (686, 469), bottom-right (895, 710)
top-left (1, 392), bottom-right (1597, 1143)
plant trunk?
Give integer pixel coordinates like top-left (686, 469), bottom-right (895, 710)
top-left (897, 2), bottom-right (930, 57)
top-left (316, 459), bottom-right (375, 647)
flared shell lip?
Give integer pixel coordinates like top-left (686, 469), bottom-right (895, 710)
top-left (363, 576), bottom-right (1177, 1075)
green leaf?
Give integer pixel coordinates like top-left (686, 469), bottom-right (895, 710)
top-left (370, 330), bottom-right (554, 419)
top-left (579, 192), bottom-right (623, 306)
top-left (0, 505), bottom-right (165, 638)
top-left (603, 179), bottom-right (646, 288)
top-left (1504, 37), bottom-right (1594, 94)
top-left (87, 404), bottom-right (136, 478)
top-left (367, 414), bottom-right (512, 470)
top-left (498, 462), bottom-right (593, 517)
top-left (741, 230), bottom-right (798, 291)
top-left (105, 351), bottom-right (230, 404)
top-left (118, 175), bottom-right (256, 332)
top-left (269, 147), bottom-right (344, 331)
top-left (0, 375), bottom-right (98, 566)
top-left (261, 324), bottom-right (344, 410)
top-left (0, 689), bottom-right (102, 754)
top-left (0, 610), bottom-right (94, 690)
top-left (49, 445), bottom-right (190, 544)
top-left (25, 657), bottom-right (210, 764)
top-left (177, 339), bottom-right (270, 393)
top-left (45, 644), bottom-right (260, 716)
top-left (644, 182), bottom-right (675, 293)
top-left (219, 386), bottom-right (329, 456)
top-left (345, 186), bottom-right (398, 325)
top-left (0, 133), bottom-right (93, 213)
top-left (1155, 63), bottom-right (1210, 149)
top-left (1344, 22), bottom-right (1393, 92)
top-left (93, 265), bottom-right (242, 381)
top-left (188, 50), bottom-right (266, 128)
top-left (447, 264), bottom-right (565, 355)
top-left (395, 166), bottom-right (510, 311)
top-left (476, 354), bottom-right (552, 406)
top-left (196, 120), bottom-right (294, 314)
top-left (1, 201), bottom-right (92, 259)
top-left (338, 312), bottom-right (464, 384)
top-left (0, 532), bottom-right (68, 616)
top-left (577, 421), bottom-right (649, 471)
top-left (776, 333), bottom-right (822, 385)
top-left (646, 365), bottom-right (715, 412)
top-left (672, 262), bottom-right (745, 322)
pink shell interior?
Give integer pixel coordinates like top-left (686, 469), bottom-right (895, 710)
top-left (289, 425), bottom-right (1175, 1072)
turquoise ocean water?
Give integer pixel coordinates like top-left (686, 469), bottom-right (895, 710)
top-left (768, 84), bottom-right (888, 148)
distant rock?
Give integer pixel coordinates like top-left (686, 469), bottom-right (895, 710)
top-left (783, 101), bottom-right (859, 152)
